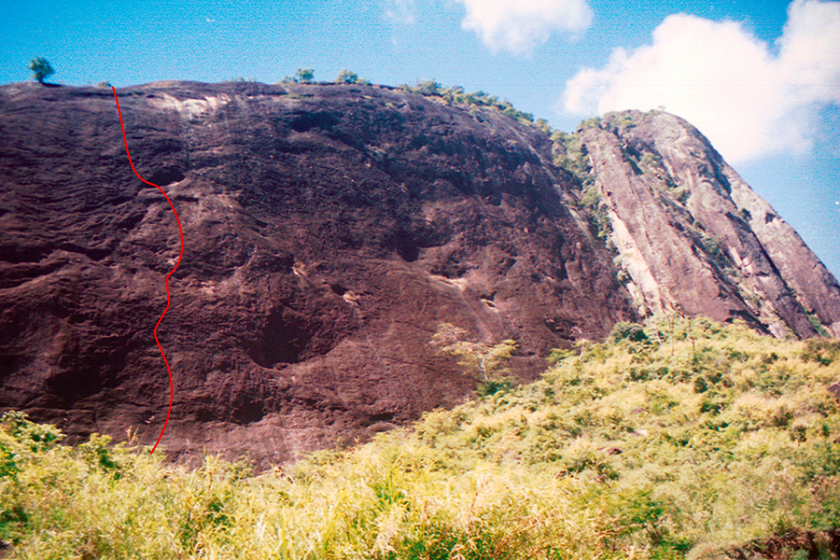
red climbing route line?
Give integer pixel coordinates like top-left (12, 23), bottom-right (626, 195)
top-left (112, 87), bottom-right (184, 454)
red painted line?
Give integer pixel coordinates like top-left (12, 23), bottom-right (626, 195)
top-left (112, 87), bottom-right (184, 454)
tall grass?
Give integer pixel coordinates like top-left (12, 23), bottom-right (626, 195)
top-left (2, 318), bottom-right (839, 559)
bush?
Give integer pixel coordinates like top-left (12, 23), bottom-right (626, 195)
top-left (430, 322), bottom-right (517, 383)
top-left (802, 338), bottom-right (840, 365)
top-left (1, 411), bottom-right (63, 451)
top-left (610, 321), bottom-right (649, 343)
top-left (413, 79), bottom-right (440, 94)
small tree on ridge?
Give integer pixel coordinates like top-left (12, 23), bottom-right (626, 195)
top-left (29, 57), bottom-right (54, 84)
top-left (296, 68), bottom-right (314, 83)
top-left (335, 69), bottom-right (358, 84)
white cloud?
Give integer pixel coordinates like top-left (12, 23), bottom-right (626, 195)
top-left (383, 0), bottom-right (416, 24)
top-left (455, 0), bottom-right (593, 55)
top-left (562, 0), bottom-right (840, 163)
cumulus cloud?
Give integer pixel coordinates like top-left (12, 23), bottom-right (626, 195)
top-left (562, 0), bottom-right (840, 163)
top-left (455, 0), bottom-right (593, 55)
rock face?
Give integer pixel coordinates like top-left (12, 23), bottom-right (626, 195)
top-left (0, 81), bottom-right (633, 465)
top-left (0, 83), bottom-right (838, 466)
top-left (578, 111), bottom-right (840, 339)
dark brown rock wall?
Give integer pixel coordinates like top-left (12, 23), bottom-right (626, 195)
top-left (0, 81), bottom-right (633, 466)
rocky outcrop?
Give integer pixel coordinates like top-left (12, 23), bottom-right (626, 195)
top-left (578, 111), bottom-right (840, 338)
top-left (1, 83), bottom-right (838, 467)
top-left (0, 81), bottom-right (632, 466)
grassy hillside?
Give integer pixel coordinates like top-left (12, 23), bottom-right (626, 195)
top-left (2, 318), bottom-right (840, 559)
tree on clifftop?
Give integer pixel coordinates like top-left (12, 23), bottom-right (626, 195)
top-left (29, 57), bottom-right (54, 84)
top-left (335, 69), bottom-right (358, 84)
top-left (295, 68), bottom-right (314, 83)
top-left (334, 69), bottom-right (370, 85)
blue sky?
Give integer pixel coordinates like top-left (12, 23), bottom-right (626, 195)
top-left (2, 0), bottom-right (839, 278)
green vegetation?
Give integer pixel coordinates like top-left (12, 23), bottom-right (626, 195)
top-left (546, 117), bottom-right (620, 237)
top-left (635, 150), bottom-right (692, 203)
top-left (808, 314), bottom-right (830, 338)
top-left (802, 338), bottom-right (839, 365)
top-left (28, 57), bottom-right (54, 84)
top-left (603, 111), bottom-right (638, 132)
top-left (546, 128), bottom-right (612, 245)
top-left (402, 81), bottom-right (536, 124)
top-left (296, 68), bottom-right (315, 83)
top-left (2, 319), bottom-right (839, 559)
top-left (280, 69), bottom-right (316, 84)
top-left (335, 69), bottom-right (370, 85)
top-left (431, 323), bottom-right (518, 395)
top-left (551, 130), bottom-right (595, 190)
top-left (575, 116), bottom-right (603, 132)
top-left (335, 69), bottom-right (358, 84)
top-left (547, 126), bottom-right (614, 247)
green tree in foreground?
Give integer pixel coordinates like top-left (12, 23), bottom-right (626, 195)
top-left (431, 322), bottom-right (517, 394)
top-left (29, 57), bottom-right (54, 84)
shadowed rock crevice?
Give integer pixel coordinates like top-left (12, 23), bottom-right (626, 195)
top-left (147, 166), bottom-right (185, 186)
